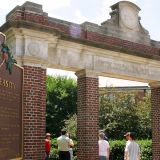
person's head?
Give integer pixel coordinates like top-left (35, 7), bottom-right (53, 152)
top-left (124, 132), bottom-right (135, 140)
top-left (61, 129), bottom-right (67, 135)
top-left (99, 132), bottom-right (105, 140)
top-left (99, 130), bottom-right (109, 140)
top-left (46, 133), bottom-right (51, 139)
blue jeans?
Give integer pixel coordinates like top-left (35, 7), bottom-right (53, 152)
top-left (45, 152), bottom-right (50, 160)
top-left (99, 156), bottom-right (107, 160)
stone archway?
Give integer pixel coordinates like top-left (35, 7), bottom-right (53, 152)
top-left (0, 1), bottom-right (160, 160)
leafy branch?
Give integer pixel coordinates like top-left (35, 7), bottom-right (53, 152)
top-left (0, 43), bottom-right (17, 74)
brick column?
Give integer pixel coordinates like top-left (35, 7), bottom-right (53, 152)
top-left (150, 82), bottom-right (160, 160)
top-left (76, 70), bottom-right (99, 160)
top-left (23, 65), bottom-right (46, 160)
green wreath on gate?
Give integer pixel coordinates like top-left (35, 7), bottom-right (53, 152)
top-left (0, 32), bottom-right (17, 74)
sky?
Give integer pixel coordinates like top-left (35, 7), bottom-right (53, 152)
top-left (0, 0), bottom-right (159, 86)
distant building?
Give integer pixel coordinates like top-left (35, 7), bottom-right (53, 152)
top-left (99, 86), bottom-right (151, 101)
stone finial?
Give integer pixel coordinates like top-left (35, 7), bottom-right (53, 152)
top-left (21, 1), bottom-right (43, 13)
top-left (6, 1), bottom-right (48, 21)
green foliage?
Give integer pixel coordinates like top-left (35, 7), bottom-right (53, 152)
top-left (64, 114), bottom-right (77, 140)
top-left (1, 43), bottom-right (17, 74)
top-left (136, 94), bottom-right (151, 139)
top-left (109, 140), bottom-right (152, 160)
top-left (99, 88), bottom-right (151, 139)
top-left (50, 138), bottom-right (58, 159)
top-left (46, 75), bottom-right (77, 136)
top-left (110, 140), bottom-right (126, 160)
top-left (138, 140), bottom-right (152, 160)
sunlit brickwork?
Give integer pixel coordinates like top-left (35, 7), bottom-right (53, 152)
top-left (23, 66), bottom-right (46, 159)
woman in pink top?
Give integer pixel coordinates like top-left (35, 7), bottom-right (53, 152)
top-left (98, 132), bottom-right (110, 160)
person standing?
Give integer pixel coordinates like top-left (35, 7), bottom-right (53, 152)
top-left (57, 130), bottom-right (70, 160)
top-left (98, 132), bottom-right (110, 160)
top-left (124, 132), bottom-right (140, 160)
top-left (45, 133), bottom-right (51, 160)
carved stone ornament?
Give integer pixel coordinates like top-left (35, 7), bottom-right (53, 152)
top-left (101, 1), bottom-right (150, 45)
top-left (28, 42), bottom-right (40, 56)
top-left (120, 5), bottom-right (138, 29)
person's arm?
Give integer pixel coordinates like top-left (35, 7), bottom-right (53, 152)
top-left (107, 147), bottom-right (110, 160)
top-left (124, 150), bottom-right (128, 160)
top-left (70, 139), bottom-right (74, 147)
top-left (124, 144), bottom-right (129, 160)
top-left (106, 141), bottom-right (110, 160)
top-left (137, 146), bottom-right (140, 160)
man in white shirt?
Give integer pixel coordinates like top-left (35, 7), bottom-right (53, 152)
top-left (98, 132), bottom-right (110, 160)
top-left (57, 130), bottom-right (70, 160)
top-left (124, 132), bottom-right (140, 160)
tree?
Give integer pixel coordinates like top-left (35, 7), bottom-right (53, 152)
top-left (46, 75), bottom-right (77, 136)
top-left (99, 90), bottom-right (140, 139)
top-left (64, 114), bottom-right (77, 140)
top-left (136, 93), bottom-right (151, 139)
top-left (99, 88), bottom-right (151, 139)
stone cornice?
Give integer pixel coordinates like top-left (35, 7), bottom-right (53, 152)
top-left (1, 21), bottom-right (160, 62)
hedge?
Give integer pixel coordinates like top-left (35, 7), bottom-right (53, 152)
top-left (50, 139), bottom-right (151, 160)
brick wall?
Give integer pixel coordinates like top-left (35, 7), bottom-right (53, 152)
top-left (77, 74), bottom-right (99, 160)
top-left (151, 87), bottom-right (160, 160)
top-left (23, 66), bottom-right (46, 160)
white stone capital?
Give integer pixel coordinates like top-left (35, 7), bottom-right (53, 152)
top-left (75, 69), bottom-right (98, 78)
top-left (149, 81), bottom-right (160, 88)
